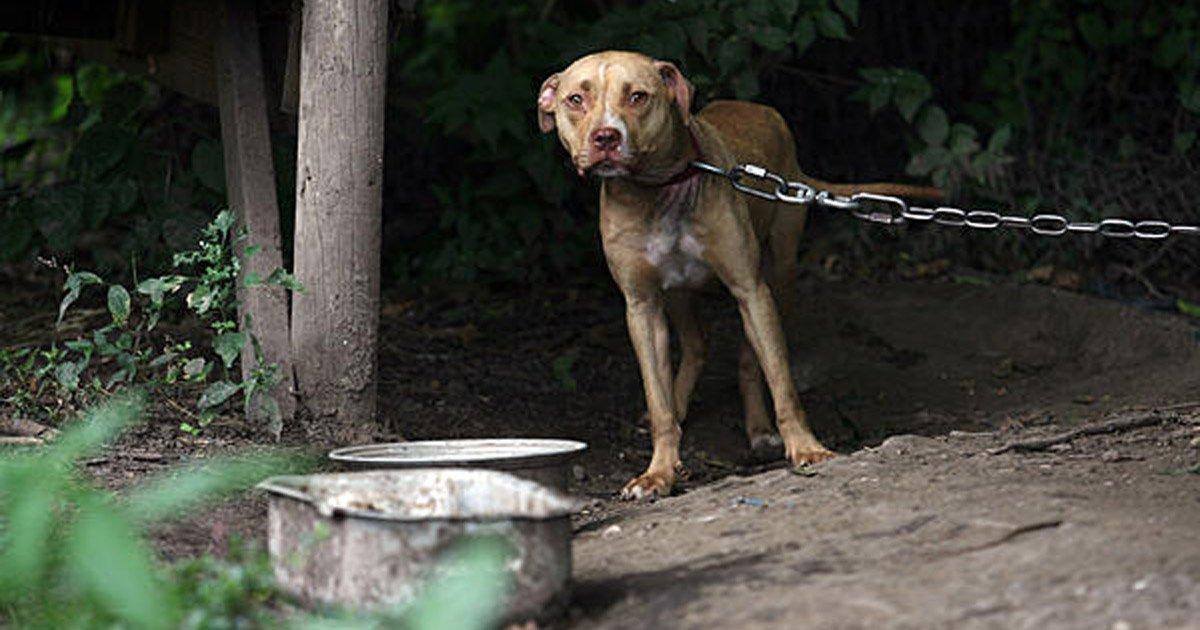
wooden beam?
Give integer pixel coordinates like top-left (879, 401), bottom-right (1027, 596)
top-left (290, 0), bottom-right (388, 444)
top-left (215, 0), bottom-right (296, 437)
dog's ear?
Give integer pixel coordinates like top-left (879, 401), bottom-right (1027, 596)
top-left (654, 60), bottom-right (693, 120)
top-left (537, 73), bottom-right (560, 133)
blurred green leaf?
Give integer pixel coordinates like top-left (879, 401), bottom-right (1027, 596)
top-left (834, 0), bottom-right (860, 24)
top-left (125, 453), bottom-right (310, 525)
top-left (66, 497), bottom-right (178, 629)
top-left (403, 535), bottom-right (513, 630)
top-left (816, 10), bottom-right (849, 40)
top-left (1178, 299), bottom-right (1200, 319)
top-left (51, 392), bottom-right (144, 470)
top-left (916, 105), bottom-right (949, 146)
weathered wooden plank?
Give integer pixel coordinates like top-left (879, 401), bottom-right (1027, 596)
top-left (290, 0), bottom-right (388, 444)
top-left (215, 0), bottom-right (295, 436)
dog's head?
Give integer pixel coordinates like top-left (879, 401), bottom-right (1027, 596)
top-left (536, 51), bottom-right (693, 179)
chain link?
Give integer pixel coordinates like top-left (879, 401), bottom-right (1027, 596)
top-left (694, 160), bottom-right (1200, 240)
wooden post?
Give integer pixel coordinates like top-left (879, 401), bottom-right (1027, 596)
top-left (290, 0), bottom-right (388, 443)
top-left (215, 0), bottom-right (296, 437)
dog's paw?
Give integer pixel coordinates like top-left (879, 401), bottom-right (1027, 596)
top-left (787, 444), bottom-right (836, 466)
top-left (620, 470), bottom-right (674, 501)
top-left (748, 433), bottom-right (785, 463)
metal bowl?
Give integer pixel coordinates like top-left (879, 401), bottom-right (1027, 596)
top-left (328, 439), bottom-right (588, 491)
top-left (259, 469), bottom-right (582, 622)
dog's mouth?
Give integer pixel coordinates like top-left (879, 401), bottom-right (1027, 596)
top-left (584, 159), bottom-right (631, 178)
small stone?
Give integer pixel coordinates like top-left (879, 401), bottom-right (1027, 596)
top-left (1100, 449), bottom-right (1122, 463)
top-left (601, 524), bottom-right (622, 539)
top-left (1111, 621), bottom-right (1132, 630)
top-left (572, 464), bottom-right (588, 482)
top-left (1049, 443), bottom-right (1072, 452)
top-left (1189, 436), bottom-right (1200, 449)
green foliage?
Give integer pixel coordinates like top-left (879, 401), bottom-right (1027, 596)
top-left (853, 67), bottom-right (1014, 191)
top-left (394, 0), bottom-right (858, 283)
top-left (7, 210), bottom-right (300, 433)
top-left (0, 37), bottom-right (224, 273)
top-left (0, 393), bottom-right (308, 628)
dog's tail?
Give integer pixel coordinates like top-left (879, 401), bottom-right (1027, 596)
top-left (793, 174), bottom-right (944, 202)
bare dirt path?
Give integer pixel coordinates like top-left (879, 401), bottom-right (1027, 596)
top-left (16, 277), bottom-right (1196, 626)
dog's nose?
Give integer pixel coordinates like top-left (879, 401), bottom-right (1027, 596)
top-left (590, 127), bottom-right (622, 152)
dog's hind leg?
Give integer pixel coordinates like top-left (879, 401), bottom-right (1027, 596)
top-left (738, 338), bottom-right (782, 460)
top-left (665, 289), bottom-right (706, 422)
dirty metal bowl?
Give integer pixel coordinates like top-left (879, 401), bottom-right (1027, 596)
top-left (328, 439), bottom-right (588, 491)
top-left (259, 469), bottom-right (582, 622)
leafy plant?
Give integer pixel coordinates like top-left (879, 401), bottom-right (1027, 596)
top-left (0, 392), bottom-right (308, 628)
top-left (43, 209), bottom-right (301, 434)
top-left (853, 67), bottom-right (1014, 192)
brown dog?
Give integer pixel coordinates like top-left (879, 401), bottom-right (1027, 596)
top-left (537, 51), bottom-right (940, 499)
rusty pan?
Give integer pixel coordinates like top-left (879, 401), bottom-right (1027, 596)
top-left (259, 469), bottom-right (581, 622)
top-left (328, 439), bottom-right (588, 491)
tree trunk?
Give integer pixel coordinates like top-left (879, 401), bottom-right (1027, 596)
top-left (215, 0), bottom-right (295, 438)
top-left (290, 0), bottom-right (388, 444)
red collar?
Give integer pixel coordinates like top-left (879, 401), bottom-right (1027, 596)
top-left (656, 130), bottom-right (705, 187)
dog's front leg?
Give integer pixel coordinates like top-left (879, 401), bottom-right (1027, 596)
top-left (620, 293), bottom-right (682, 500)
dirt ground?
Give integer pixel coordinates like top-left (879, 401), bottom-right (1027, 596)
top-left (9, 275), bottom-right (1199, 627)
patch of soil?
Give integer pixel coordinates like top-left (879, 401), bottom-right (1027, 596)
top-left (8, 276), bottom-right (1200, 626)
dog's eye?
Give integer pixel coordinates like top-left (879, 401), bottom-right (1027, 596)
top-left (629, 91), bottom-right (648, 105)
top-left (566, 94), bottom-right (584, 109)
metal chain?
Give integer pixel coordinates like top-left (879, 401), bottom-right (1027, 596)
top-left (693, 161), bottom-right (1200, 239)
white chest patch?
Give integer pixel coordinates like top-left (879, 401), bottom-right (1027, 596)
top-left (644, 177), bottom-right (709, 290)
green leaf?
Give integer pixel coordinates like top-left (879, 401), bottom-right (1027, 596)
top-left (125, 453), bottom-right (310, 525)
top-left (893, 74), bottom-right (933, 123)
top-left (403, 535), bottom-right (512, 630)
top-left (74, 125), bottom-right (134, 178)
top-left (198, 380), bottom-right (241, 410)
top-left (816, 10), bottom-right (848, 40)
top-left (55, 361), bottom-right (82, 391)
top-left (834, 0), bottom-right (859, 24)
top-left (793, 16), bottom-right (816, 53)
top-left (213, 331), bottom-right (247, 369)
top-left (748, 25), bottom-right (790, 51)
top-left (52, 392), bottom-right (144, 464)
top-left (243, 272), bottom-right (263, 287)
top-left (916, 105), bottom-right (949, 146)
top-left (987, 125), bottom-right (1013, 153)
top-left (107, 284), bottom-right (131, 325)
top-left (213, 209), bottom-right (237, 234)
top-left (192, 140), bottom-right (226, 194)
top-left (948, 124), bottom-right (980, 156)
top-left (0, 473), bottom-right (57, 595)
top-left (65, 498), bottom-right (178, 629)
top-left (717, 37), bottom-right (749, 74)
top-left (186, 284), bottom-right (216, 314)
top-left (58, 270), bottom-right (103, 324)
top-left (1178, 299), bottom-right (1200, 319)
top-left (266, 268), bottom-right (304, 292)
